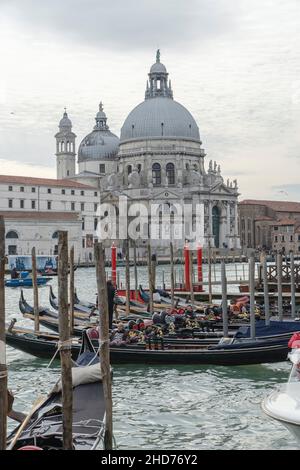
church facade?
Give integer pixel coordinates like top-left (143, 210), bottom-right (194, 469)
top-left (57, 51), bottom-right (240, 253)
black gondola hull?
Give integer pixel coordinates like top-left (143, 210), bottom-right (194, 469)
top-left (6, 331), bottom-right (289, 365)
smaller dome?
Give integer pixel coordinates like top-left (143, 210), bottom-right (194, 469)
top-left (150, 62), bottom-right (167, 74)
top-left (78, 130), bottom-right (119, 162)
top-left (78, 102), bottom-right (119, 163)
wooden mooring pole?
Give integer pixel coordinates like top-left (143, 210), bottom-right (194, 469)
top-left (170, 242), bottom-right (175, 308)
top-left (262, 252), bottom-right (270, 326)
top-left (290, 251), bottom-right (296, 319)
top-left (58, 231), bottom-right (73, 450)
top-left (147, 242), bottom-right (154, 313)
top-left (277, 252), bottom-right (283, 321)
top-left (221, 259), bottom-right (228, 337)
top-left (151, 253), bottom-right (157, 293)
top-left (31, 247), bottom-right (39, 333)
top-left (94, 241), bottom-right (113, 450)
top-left (0, 217), bottom-right (7, 450)
top-left (249, 253), bottom-right (256, 340)
top-left (69, 246), bottom-right (75, 336)
top-left (125, 240), bottom-right (130, 316)
top-left (133, 242), bottom-right (138, 301)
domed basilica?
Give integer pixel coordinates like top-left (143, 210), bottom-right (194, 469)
top-left (55, 51), bottom-right (240, 251)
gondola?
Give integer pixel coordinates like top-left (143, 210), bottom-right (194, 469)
top-left (74, 290), bottom-right (96, 309)
top-left (5, 324), bottom-right (290, 365)
top-left (7, 332), bottom-right (106, 450)
top-left (19, 290), bottom-right (300, 345)
top-left (138, 285), bottom-right (205, 311)
top-left (49, 286), bottom-right (97, 315)
top-left (19, 290), bottom-right (58, 318)
top-left (19, 292), bottom-right (97, 337)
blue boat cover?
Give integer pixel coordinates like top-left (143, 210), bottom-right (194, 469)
top-left (236, 320), bottom-right (300, 338)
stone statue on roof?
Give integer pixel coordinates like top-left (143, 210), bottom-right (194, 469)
top-left (156, 49), bottom-right (160, 62)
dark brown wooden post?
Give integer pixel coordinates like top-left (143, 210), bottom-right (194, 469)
top-left (147, 242), bottom-right (154, 313)
top-left (170, 242), bottom-right (175, 308)
top-left (58, 231), bottom-right (73, 450)
top-left (277, 252), bottom-right (283, 321)
top-left (31, 246), bottom-right (39, 332)
top-left (151, 253), bottom-right (156, 293)
top-left (125, 239), bottom-right (130, 316)
top-left (133, 242), bottom-right (138, 301)
top-left (69, 246), bottom-right (74, 336)
top-left (94, 241), bottom-right (113, 450)
top-left (0, 217), bottom-right (7, 450)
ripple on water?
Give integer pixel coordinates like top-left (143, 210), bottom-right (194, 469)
top-left (5, 267), bottom-right (299, 449)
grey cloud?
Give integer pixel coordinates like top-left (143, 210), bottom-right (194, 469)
top-left (2, 0), bottom-right (239, 50)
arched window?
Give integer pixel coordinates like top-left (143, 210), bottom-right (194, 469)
top-left (52, 231), bottom-right (58, 239)
top-left (66, 141), bottom-right (70, 152)
top-left (152, 163), bottom-right (161, 186)
top-left (166, 163), bottom-right (175, 185)
top-left (212, 206), bottom-right (220, 248)
top-left (127, 165), bottom-right (132, 175)
top-left (6, 230), bottom-right (18, 239)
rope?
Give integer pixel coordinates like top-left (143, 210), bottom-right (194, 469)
top-left (47, 339), bottom-right (73, 368)
top-left (0, 370), bottom-right (8, 379)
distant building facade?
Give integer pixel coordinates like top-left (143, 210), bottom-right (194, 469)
top-left (239, 199), bottom-right (300, 252)
top-left (0, 175), bottom-right (99, 260)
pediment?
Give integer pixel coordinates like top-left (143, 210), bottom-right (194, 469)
top-left (210, 183), bottom-right (234, 195)
top-left (152, 189), bottom-right (180, 200)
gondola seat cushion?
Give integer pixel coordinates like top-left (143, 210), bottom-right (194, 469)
top-left (53, 363), bottom-right (102, 392)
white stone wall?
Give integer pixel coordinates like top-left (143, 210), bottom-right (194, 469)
top-left (4, 218), bottom-right (82, 259)
top-left (0, 181), bottom-right (101, 260)
top-left (57, 154), bottom-right (76, 179)
top-left (78, 159), bottom-right (117, 176)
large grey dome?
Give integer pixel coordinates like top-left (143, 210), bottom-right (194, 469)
top-left (120, 97), bottom-right (200, 142)
top-left (78, 103), bottom-right (119, 162)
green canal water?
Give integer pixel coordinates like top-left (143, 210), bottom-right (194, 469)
top-left (5, 266), bottom-right (298, 450)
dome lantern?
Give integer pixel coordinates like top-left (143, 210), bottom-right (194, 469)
top-left (94, 102), bottom-right (109, 130)
top-left (145, 50), bottom-right (173, 100)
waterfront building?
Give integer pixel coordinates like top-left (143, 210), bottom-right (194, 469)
top-left (239, 199), bottom-right (300, 252)
top-left (0, 175), bottom-right (99, 261)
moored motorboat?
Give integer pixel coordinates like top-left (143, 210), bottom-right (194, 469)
top-left (5, 276), bottom-right (51, 288)
top-left (262, 333), bottom-right (300, 445)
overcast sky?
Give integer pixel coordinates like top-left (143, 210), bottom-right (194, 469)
top-left (0, 0), bottom-right (300, 200)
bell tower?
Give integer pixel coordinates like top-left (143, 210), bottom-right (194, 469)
top-left (55, 109), bottom-right (76, 179)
